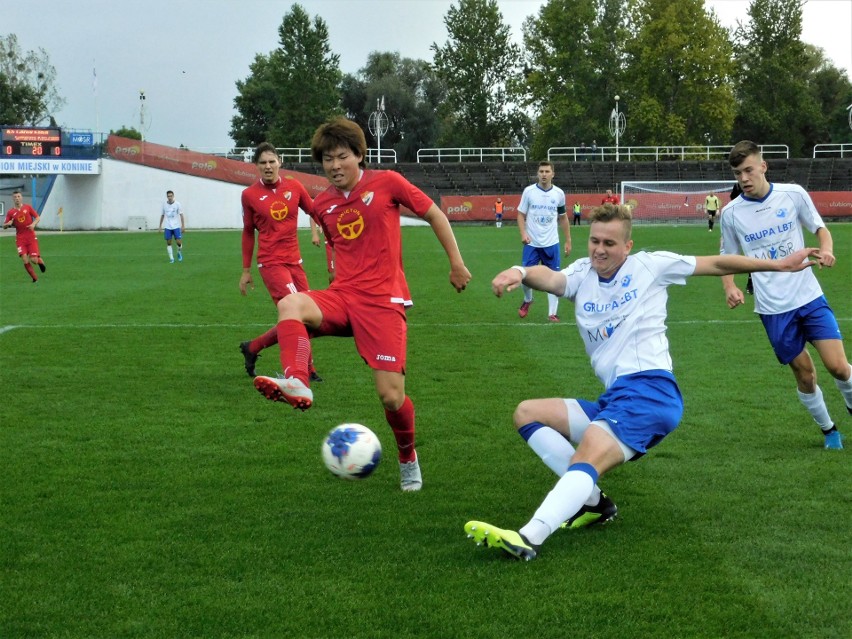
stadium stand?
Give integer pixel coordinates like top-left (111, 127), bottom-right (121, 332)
top-left (280, 158), bottom-right (851, 199)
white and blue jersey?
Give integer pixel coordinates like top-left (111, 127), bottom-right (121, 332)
top-left (719, 183), bottom-right (824, 315)
top-left (518, 183), bottom-right (566, 247)
top-left (560, 251), bottom-right (697, 390)
top-left (161, 200), bottom-right (183, 230)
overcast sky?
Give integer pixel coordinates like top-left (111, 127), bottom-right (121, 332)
top-left (3, 0), bottom-right (850, 150)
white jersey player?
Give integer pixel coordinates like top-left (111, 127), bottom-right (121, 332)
top-left (516, 161), bottom-right (571, 322)
top-left (158, 190), bottom-right (185, 263)
top-left (464, 202), bottom-right (820, 561)
top-left (720, 140), bottom-right (851, 450)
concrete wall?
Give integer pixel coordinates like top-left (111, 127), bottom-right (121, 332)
top-left (38, 158), bottom-right (250, 231)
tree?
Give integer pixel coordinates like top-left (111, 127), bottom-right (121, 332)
top-left (731, 0), bottom-right (820, 156)
top-left (340, 52), bottom-right (446, 161)
top-left (801, 44), bottom-right (852, 147)
top-left (109, 126), bottom-right (142, 140)
top-left (622, 0), bottom-right (736, 147)
top-left (0, 34), bottom-right (65, 125)
top-left (431, 0), bottom-right (528, 148)
top-left (230, 4), bottom-right (342, 148)
top-left (520, 0), bottom-right (633, 158)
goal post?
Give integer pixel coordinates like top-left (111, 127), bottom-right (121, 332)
top-left (620, 180), bottom-right (737, 224)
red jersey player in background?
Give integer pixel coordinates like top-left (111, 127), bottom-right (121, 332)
top-left (601, 189), bottom-right (620, 205)
top-left (239, 142), bottom-right (322, 380)
top-left (253, 117), bottom-right (472, 492)
top-left (3, 190), bottom-right (46, 283)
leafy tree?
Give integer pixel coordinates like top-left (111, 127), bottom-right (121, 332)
top-left (0, 34), bottom-right (65, 125)
top-left (622, 0), bottom-right (735, 147)
top-left (431, 0), bottom-right (528, 148)
top-left (109, 126), bottom-right (142, 140)
top-left (801, 44), bottom-right (852, 147)
top-left (230, 4), bottom-right (342, 148)
top-left (731, 0), bottom-right (820, 156)
top-left (521, 0), bottom-right (632, 158)
top-left (340, 52), bottom-right (446, 161)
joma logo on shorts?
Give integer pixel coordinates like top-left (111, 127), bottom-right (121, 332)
top-left (375, 354), bottom-right (397, 362)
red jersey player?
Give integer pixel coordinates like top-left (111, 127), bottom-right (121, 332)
top-left (253, 117), bottom-right (471, 492)
top-left (601, 189), bottom-right (620, 205)
top-left (239, 142), bottom-right (322, 379)
top-left (3, 190), bottom-right (46, 282)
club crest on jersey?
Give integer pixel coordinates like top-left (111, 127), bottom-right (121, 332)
top-left (361, 191), bottom-right (374, 206)
top-left (269, 201), bottom-right (289, 221)
top-left (337, 207), bottom-right (365, 240)
top-left (775, 208), bottom-right (787, 218)
top-left (620, 274), bottom-right (632, 288)
top-left (283, 191), bottom-right (292, 201)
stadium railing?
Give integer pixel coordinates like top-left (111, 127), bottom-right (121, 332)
top-left (548, 144), bottom-right (790, 162)
top-left (813, 143), bottom-right (851, 158)
top-left (416, 147), bottom-right (527, 163)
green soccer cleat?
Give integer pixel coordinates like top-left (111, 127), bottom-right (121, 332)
top-left (561, 493), bottom-right (618, 530)
top-left (464, 521), bottom-right (537, 561)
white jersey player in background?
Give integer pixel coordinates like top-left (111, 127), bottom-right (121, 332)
top-left (516, 161), bottom-right (571, 322)
top-left (158, 189), bottom-right (185, 263)
top-left (720, 140), bottom-right (851, 450)
top-left (464, 203), bottom-right (820, 561)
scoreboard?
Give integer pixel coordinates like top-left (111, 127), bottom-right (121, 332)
top-left (1, 127), bottom-right (62, 157)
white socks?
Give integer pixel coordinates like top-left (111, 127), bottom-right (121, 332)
top-left (521, 465), bottom-right (596, 546)
top-left (527, 427), bottom-right (575, 476)
top-left (797, 386), bottom-right (833, 431)
top-left (547, 293), bottom-right (559, 317)
top-left (835, 366), bottom-right (852, 409)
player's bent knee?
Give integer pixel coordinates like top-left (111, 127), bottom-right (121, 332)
top-left (513, 400), bottom-right (541, 429)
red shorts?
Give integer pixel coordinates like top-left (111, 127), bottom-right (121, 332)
top-left (16, 234), bottom-right (40, 258)
top-left (308, 288), bottom-right (407, 373)
top-left (258, 263), bottom-right (309, 304)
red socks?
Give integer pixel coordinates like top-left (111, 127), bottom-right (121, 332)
top-left (276, 319), bottom-right (311, 384)
top-left (385, 396), bottom-right (416, 463)
top-left (250, 326), bottom-right (279, 354)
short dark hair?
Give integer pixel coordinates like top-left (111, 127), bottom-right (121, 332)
top-left (166, 190), bottom-right (174, 196)
top-left (253, 142), bottom-right (278, 164)
top-left (729, 140), bottom-right (761, 167)
top-left (312, 117), bottom-right (367, 167)
top-left (538, 160), bottom-right (554, 169)
top-left (12, 189), bottom-right (22, 195)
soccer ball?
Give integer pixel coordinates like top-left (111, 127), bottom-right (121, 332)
top-left (322, 423), bottom-right (382, 480)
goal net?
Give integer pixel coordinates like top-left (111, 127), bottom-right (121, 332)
top-left (621, 180), bottom-right (737, 224)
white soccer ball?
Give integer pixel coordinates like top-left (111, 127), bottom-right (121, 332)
top-left (322, 423), bottom-right (382, 480)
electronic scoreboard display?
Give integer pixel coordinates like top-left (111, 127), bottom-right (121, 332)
top-left (1, 127), bottom-right (62, 157)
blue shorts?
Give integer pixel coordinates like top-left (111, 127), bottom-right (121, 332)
top-left (760, 296), bottom-right (842, 365)
top-left (164, 228), bottom-right (182, 241)
top-left (522, 243), bottom-right (560, 271)
top-left (577, 371), bottom-right (683, 457)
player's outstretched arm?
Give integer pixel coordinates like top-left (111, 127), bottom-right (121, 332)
top-left (694, 247), bottom-right (819, 277)
top-left (492, 264), bottom-right (567, 298)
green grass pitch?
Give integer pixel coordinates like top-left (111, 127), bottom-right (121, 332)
top-left (1, 223), bottom-right (850, 638)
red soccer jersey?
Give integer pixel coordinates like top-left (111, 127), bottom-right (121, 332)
top-left (602, 194), bottom-right (620, 205)
top-left (313, 170), bottom-right (433, 304)
top-left (241, 177), bottom-right (314, 268)
top-left (4, 204), bottom-right (38, 236)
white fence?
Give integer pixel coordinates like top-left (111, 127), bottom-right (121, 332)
top-left (416, 147), bottom-right (527, 163)
top-left (548, 144), bottom-right (790, 162)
